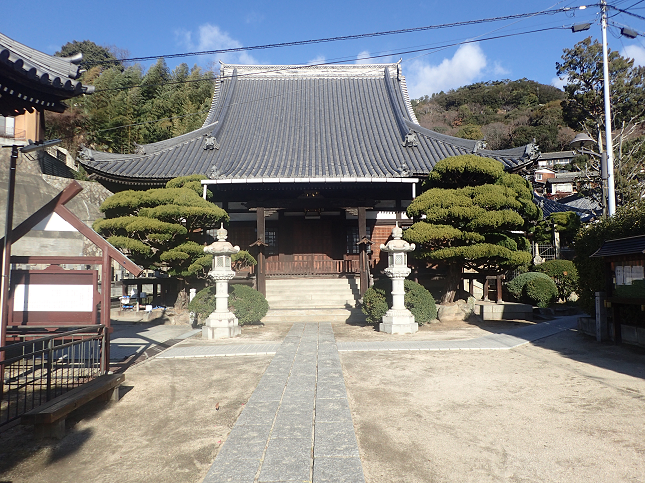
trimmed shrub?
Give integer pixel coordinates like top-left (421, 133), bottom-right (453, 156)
top-left (524, 277), bottom-right (558, 308)
top-left (533, 260), bottom-right (578, 301)
top-left (361, 285), bottom-right (388, 323)
top-left (188, 284), bottom-right (268, 325)
top-left (188, 286), bottom-right (216, 320)
top-left (228, 284), bottom-right (269, 324)
top-left (506, 272), bottom-right (552, 301)
top-left (362, 279), bottom-right (437, 325)
top-left (231, 250), bottom-right (257, 271)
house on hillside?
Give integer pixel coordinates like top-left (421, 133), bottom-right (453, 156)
top-left (79, 62), bottom-right (539, 296)
top-left (536, 151), bottom-right (576, 169)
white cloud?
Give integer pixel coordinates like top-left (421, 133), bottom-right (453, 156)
top-left (174, 23), bottom-right (258, 65)
top-left (405, 44), bottom-right (487, 98)
top-left (355, 50), bottom-right (371, 64)
top-left (551, 75), bottom-right (568, 90)
top-left (622, 45), bottom-right (645, 66)
top-left (492, 61), bottom-right (509, 76)
top-left (308, 55), bottom-right (326, 65)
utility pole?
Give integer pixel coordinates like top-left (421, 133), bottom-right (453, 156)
top-left (601, 0), bottom-right (617, 216)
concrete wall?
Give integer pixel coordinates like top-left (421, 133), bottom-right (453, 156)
top-left (0, 148), bottom-right (112, 258)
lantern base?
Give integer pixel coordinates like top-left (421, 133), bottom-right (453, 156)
top-left (202, 311), bottom-right (241, 339)
top-left (379, 309), bottom-right (418, 334)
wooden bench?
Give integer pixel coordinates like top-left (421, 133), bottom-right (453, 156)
top-left (22, 373), bottom-right (125, 439)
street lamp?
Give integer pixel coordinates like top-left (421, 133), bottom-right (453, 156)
top-left (569, 0), bottom-right (641, 216)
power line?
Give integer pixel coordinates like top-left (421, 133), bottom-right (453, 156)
top-left (92, 25), bottom-right (569, 94)
top-left (89, 6), bottom-right (597, 66)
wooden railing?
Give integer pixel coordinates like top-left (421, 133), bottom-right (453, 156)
top-left (263, 259), bottom-right (359, 276)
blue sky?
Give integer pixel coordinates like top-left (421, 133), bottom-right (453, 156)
top-left (5, 1), bottom-right (645, 98)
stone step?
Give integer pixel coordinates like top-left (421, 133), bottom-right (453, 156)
top-left (261, 308), bottom-right (365, 324)
top-left (268, 299), bottom-right (358, 309)
top-left (266, 288), bottom-right (357, 297)
top-left (265, 278), bottom-right (360, 310)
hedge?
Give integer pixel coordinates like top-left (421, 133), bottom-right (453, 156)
top-left (361, 279), bottom-right (437, 325)
top-left (507, 272), bottom-right (551, 299)
top-left (524, 277), bottom-right (558, 308)
top-left (533, 259), bottom-right (578, 301)
top-left (188, 284), bottom-right (269, 325)
top-left (506, 271), bottom-right (555, 305)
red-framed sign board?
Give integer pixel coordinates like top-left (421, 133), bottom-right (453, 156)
top-left (8, 265), bottom-right (100, 326)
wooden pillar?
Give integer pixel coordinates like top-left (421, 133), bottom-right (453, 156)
top-left (256, 207), bottom-right (266, 297)
top-left (101, 250), bottom-right (111, 373)
top-left (358, 207), bottom-right (368, 296)
top-left (468, 278), bottom-right (474, 296)
top-left (483, 279), bottom-right (489, 301)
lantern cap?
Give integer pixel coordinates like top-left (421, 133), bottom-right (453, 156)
top-left (380, 223), bottom-right (415, 253)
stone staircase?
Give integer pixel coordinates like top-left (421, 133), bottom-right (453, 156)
top-left (262, 277), bottom-right (364, 323)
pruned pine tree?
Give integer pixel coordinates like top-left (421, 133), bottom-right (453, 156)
top-left (404, 155), bottom-right (539, 304)
top-left (93, 175), bottom-right (227, 306)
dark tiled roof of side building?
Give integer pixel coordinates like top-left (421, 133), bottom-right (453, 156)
top-left (79, 63), bottom-right (538, 185)
top-left (591, 235), bottom-right (645, 257)
top-left (0, 32), bottom-right (95, 115)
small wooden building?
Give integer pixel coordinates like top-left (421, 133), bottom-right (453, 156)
top-left (79, 63), bottom-right (538, 295)
top-left (591, 234), bottom-right (645, 346)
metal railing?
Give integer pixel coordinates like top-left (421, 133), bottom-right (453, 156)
top-left (0, 325), bottom-right (106, 427)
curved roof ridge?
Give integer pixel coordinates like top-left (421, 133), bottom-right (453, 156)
top-left (220, 62), bottom-right (398, 79)
top-left (403, 119), bottom-right (477, 150)
top-left (397, 73), bottom-right (419, 125)
top-left (84, 122), bottom-right (219, 161)
top-left (202, 74), bottom-right (221, 127)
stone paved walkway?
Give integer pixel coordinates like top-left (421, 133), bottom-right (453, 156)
top-left (110, 324), bottom-right (199, 361)
top-left (202, 322), bottom-right (365, 483)
top-left (161, 317), bottom-right (578, 483)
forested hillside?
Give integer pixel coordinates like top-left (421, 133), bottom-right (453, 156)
top-left (45, 41), bottom-right (215, 158)
top-left (411, 79), bottom-right (574, 152)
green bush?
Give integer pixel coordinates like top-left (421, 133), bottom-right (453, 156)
top-left (188, 286), bottom-right (216, 320)
top-left (524, 277), bottom-right (558, 308)
top-left (231, 250), bottom-right (257, 271)
top-left (228, 284), bottom-right (269, 324)
top-left (506, 272), bottom-right (553, 301)
top-left (533, 260), bottom-right (578, 301)
top-left (362, 279), bottom-right (437, 325)
top-left (361, 285), bottom-right (388, 323)
top-left (188, 284), bottom-right (268, 325)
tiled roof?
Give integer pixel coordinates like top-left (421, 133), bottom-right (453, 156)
top-left (591, 235), bottom-right (645, 258)
top-left (0, 32), bottom-right (95, 116)
top-left (80, 63), bottom-right (537, 185)
top-left (533, 194), bottom-right (596, 222)
top-left (537, 151), bottom-right (576, 161)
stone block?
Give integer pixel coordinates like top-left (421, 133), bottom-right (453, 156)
top-left (202, 311), bottom-right (241, 339)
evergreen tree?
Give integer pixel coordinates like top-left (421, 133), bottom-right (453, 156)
top-left (93, 175), bottom-right (228, 306)
top-left (404, 155), bottom-right (538, 303)
top-left (55, 40), bottom-right (124, 71)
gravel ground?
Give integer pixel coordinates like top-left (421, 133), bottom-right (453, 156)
top-left (342, 328), bottom-right (645, 483)
top-left (2, 320), bottom-right (645, 483)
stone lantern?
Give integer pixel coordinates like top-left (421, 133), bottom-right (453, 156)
top-left (202, 223), bottom-right (241, 339)
top-left (379, 223), bottom-right (417, 334)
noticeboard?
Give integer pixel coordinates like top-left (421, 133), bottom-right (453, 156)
top-left (8, 267), bottom-right (99, 326)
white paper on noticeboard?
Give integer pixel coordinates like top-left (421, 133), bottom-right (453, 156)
top-left (616, 265), bottom-right (624, 286)
top-left (13, 284), bottom-right (94, 312)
